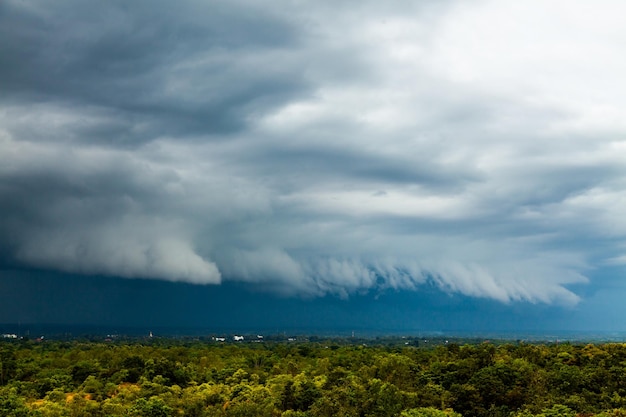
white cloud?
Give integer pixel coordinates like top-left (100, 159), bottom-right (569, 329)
top-left (16, 221), bottom-right (221, 284)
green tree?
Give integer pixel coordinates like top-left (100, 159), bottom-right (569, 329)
top-left (0, 346), bottom-right (17, 385)
top-left (129, 397), bottom-right (173, 417)
top-left (0, 387), bottom-right (31, 417)
top-left (539, 404), bottom-right (575, 417)
top-left (401, 407), bottom-right (462, 417)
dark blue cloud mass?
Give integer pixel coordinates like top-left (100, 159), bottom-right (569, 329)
top-left (1, 0), bottom-right (626, 328)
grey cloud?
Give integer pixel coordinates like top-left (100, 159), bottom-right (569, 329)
top-left (1, 0), bottom-right (625, 305)
top-left (16, 224), bottom-right (221, 285)
top-left (0, 137), bottom-right (221, 283)
top-left (241, 145), bottom-right (483, 193)
top-left (0, 0), bottom-right (310, 140)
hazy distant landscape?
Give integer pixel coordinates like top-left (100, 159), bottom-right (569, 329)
top-left (4, 324), bottom-right (626, 344)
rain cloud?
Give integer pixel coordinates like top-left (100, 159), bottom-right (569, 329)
top-left (1, 0), bottom-right (626, 305)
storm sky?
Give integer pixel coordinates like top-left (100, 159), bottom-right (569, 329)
top-left (1, 0), bottom-right (626, 330)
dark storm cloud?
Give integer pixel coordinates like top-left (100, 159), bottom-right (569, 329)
top-left (1, 0), bottom-right (626, 305)
top-left (0, 0), bottom-right (308, 140)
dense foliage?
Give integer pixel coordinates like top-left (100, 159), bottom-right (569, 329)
top-left (3, 338), bottom-right (626, 416)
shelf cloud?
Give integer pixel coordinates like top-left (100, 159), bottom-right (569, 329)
top-left (1, 0), bottom-right (625, 305)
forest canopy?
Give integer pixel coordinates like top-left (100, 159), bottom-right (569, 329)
top-left (3, 338), bottom-right (626, 416)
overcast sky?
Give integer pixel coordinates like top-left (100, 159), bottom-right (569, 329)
top-left (1, 0), bottom-right (626, 330)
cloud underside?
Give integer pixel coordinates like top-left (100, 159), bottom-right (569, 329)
top-left (2, 0), bottom-right (626, 305)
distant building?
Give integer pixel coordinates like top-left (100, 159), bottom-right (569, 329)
top-left (233, 335), bottom-right (244, 341)
top-left (2, 334), bottom-right (17, 339)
